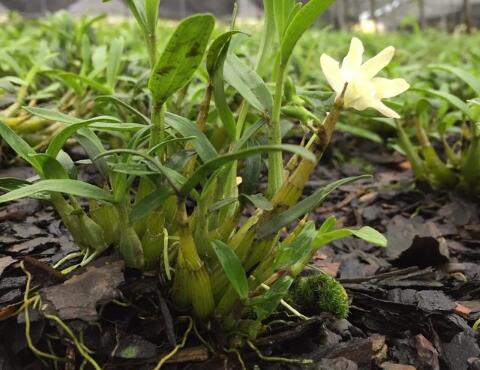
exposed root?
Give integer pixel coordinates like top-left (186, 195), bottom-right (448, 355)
top-left (20, 261), bottom-right (64, 363)
top-left (21, 260), bottom-right (101, 370)
top-left (153, 316), bottom-right (194, 370)
top-left (247, 340), bottom-right (313, 365)
top-left (224, 347), bottom-right (247, 370)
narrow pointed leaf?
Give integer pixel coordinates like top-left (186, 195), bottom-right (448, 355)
top-left (165, 113), bottom-right (218, 161)
top-left (0, 123), bottom-right (40, 172)
top-left (250, 276), bottom-right (294, 321)
top-left (212, 240), bottom-right (249, 299)
top-left (258, 175), bottom-right (370, 238)
top-left (274, 221), bottom-right (316, 269)
top-left (96, 95), bottom-right (151, 125)
top-left (46, 117), bottom-right (123, 157)
top-left (280, 0), bottom-right (335, 64)
top-left (224, 53), bottom-right (273, 114)
top-left (312, 226), bottom-right (387, 250)
top-left (180, 144), bottom-right (316, 195)
top-left (107, 37), bottom-right (124, 89)
top-left (429, 64), bottom-right (480, 96)
top-left (0, 180), bottom-right (115, 203)
top-left (130, 186), bottom-right (175, 223)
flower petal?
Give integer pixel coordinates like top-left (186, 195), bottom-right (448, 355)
top-left (320, 53), bottom-right (344, 93)
top-left (360, 46), bottom-right (395, 79)
top-left (341, 37), bottom-right (364, 80)
top-left (372, 78), bottom-right (410, 99)
top-left (370, 99), bottom-right (401, 118)
top-left (347, 95), bottom-right (376, 111)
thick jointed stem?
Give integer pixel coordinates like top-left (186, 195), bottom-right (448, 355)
top-left (272, 93), bottom-right (344, 210)
top-left (173, 200), bottom-right (214, 318)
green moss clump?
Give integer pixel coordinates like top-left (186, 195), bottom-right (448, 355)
top-left (288, 273), bottom-right (349, 319)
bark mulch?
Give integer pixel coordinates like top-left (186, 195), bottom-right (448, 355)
top-left (0, 134), bottom-right (479, 370)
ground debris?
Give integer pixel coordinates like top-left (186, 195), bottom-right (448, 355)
top-left (442, 332), bottom-right (480, 370)
top-left (40, 260), bottom-right (124, 322)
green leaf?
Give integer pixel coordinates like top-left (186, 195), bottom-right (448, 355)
top-left (206, 31), bottom-right (241, 77)
top-left (349, 227), bottom-right (387, 247)
top-left (107, 37), bottom-right (124, 90)
top-left (165, 113), bottom-right (218, 162)
top-left (280, 0), bottom-right (335, 65)
top-left (0, 178), bottom-right (32, 192)
top-left (46, 117), bottom-right (122, 157)
top-left (242, 151), bottom-right (262, 195)
top-left (241, 193), bottom-right (273, 211)
top-left (224, 53), bottom-right (273, 114)
top-left (256, 0), bottom-right (276, 75)
top-left (212, 240), bottom-right (249, 299)
top-left (23, 107), bottom-right (110, 175)
top-left (180, 144), bottom-right (316, 195)
top-left (414, 88), bottom-right (471, 118)
top-left (95, 95), bottom-right (151, 125)
top-left (319, 215), bottom-right (336, 234)
top-left (312, 226), bottom-right (387, 250)
top-left (130, 186), bottom-right (175, 223)
top-left (250, 276), bottom-right (294, 321)
top-left (125, 0), bottom-right (148, 31)
top-left (429, 64), bottom-right (480, 96)
top-left (149, 14), bottom-right (215, 106)
top-left (23, 107), bottom-right (79, 124)
top-left (337, 122), bottom-right (383, 144)
top-left (90, 122), bottom-right (145, 132)
top-left (49, 70), bottom-right (113, 94)
top-left (258, 175), bottom-right (370, 238)
top-left (0, 123), bottom-right (40, 172)
top-left (209, 32), bottom-right (239, 140)
top-left (274, 221), bottom-right (316, 269)
top-left (273, 0), bottom-right (296, 40)
top-left (212, 71), bottom-right (236, 140)
top-left (145, 0), bottom-right (161, 37)
top-left (234, 119), bottom-right (266, 151)
top-left (24, 107), bottom-right (122, 125)
top-left (0, 179), bottom-right (115, 203)
top-left (32, 155), bottom-right (70, 179)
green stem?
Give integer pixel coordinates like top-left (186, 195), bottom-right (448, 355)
top-left (196, 84), bottom-right (213, 131)
top-left (149, 102), bottom-right (166, 155)
top-left (267, 63), bottom-right (286, 198)
top-left (395, 120), bottom-right (426, 181)
top-left (147, 32), bottom-right (157, 68)
top-left (235, 101), bottom-right (250, 141)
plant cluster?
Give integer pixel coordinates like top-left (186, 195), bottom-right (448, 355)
top-left (0, 1), bottom-right (416, 361)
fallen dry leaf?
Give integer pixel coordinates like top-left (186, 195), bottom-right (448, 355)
top-left (40, 260), bottom-right (124, 322)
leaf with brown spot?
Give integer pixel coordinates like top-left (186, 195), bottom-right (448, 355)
top-left (148, 14), bottom-right (215, 106)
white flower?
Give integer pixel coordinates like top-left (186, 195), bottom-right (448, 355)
top-left (320, 37), bottom-right (410, 119)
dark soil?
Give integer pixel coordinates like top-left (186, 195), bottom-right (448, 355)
top-left (0, 133), bottom-right (479, 370)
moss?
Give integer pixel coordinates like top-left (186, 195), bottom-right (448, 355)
top-left (288, 273), bottom-right (349, 319)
